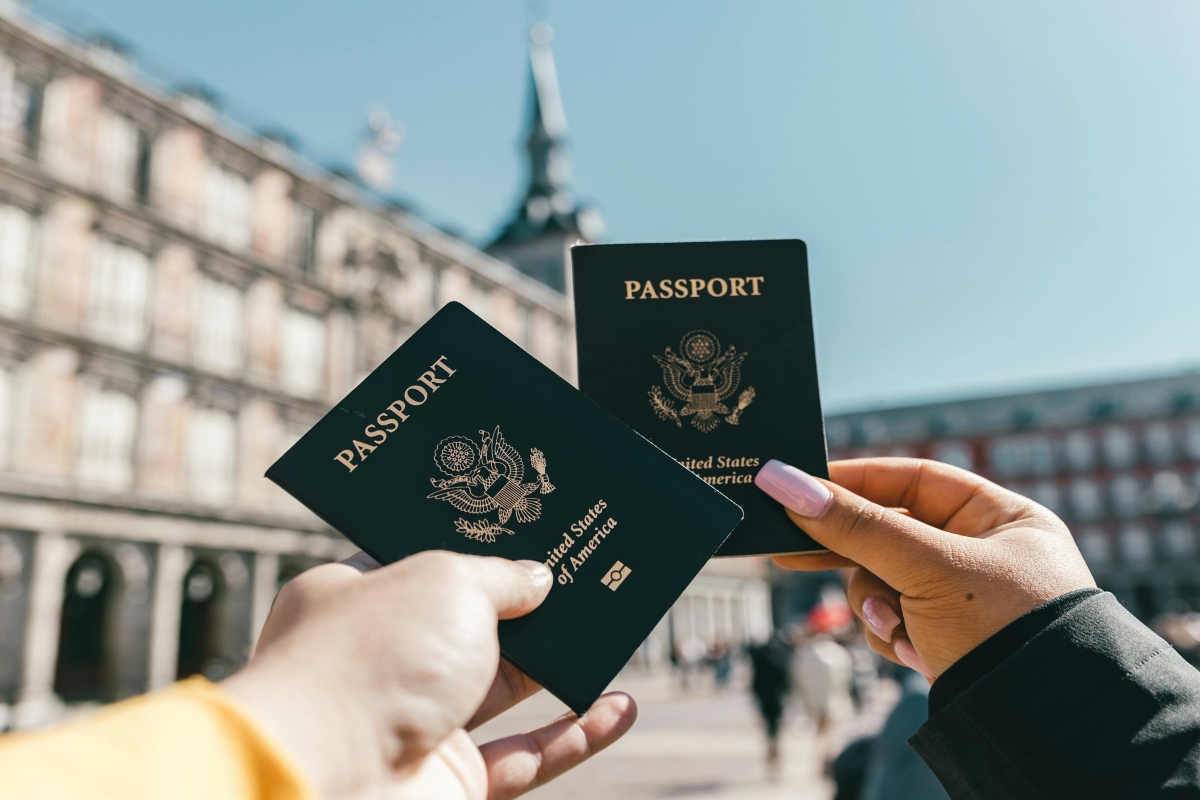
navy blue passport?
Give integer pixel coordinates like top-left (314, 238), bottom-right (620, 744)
top-left (266, 302), bottom-right (742, 714)
top-left (571, 239), bottom-right (828, 557)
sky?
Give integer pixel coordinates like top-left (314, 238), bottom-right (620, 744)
top-left (59, 0), bottom-right (1200, 413)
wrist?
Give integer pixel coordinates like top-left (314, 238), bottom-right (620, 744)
top-left (222, 652), bottom-right (386, 799)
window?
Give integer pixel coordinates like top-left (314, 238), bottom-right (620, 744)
top-left (203, 165), bottom-right (251, 250)
top-left (1149, 470), bottom-right (1196, 514)
top-left (932, 441), bottom-right (973, 471)
top-left (0, 204), bottom-right (37, 316)
top-left (0, 364), bottom-right (10, 469)
top-left (1162, 522), bottom-right (1196, 561)
top-left (517, 304), bottom-right (534, 349)
top-left (1144, 422), bottom-right (1176, 466)
top-left (1069, 478), bottom-right (1105, 520)
top-left (95, 111), bottom-right (143, 202)
top-left (468, 281), bottom-right (492, 323)
top-left (1109, 474), bottom-right (1143, 518)
top-left (1028, 436), bottom-right (1056, 475)
top-left (1102, 426), bottom-right (1138, 470)
top-left (75, 386), bottom-right (137, 489)
top-left (1184, 419), bottom-right (1200, 461)
top-left (88, 239), bottom-right (150, 349)
top-left (1118, 525), bottom-right (1154, 566)
top-left (989, 437), bottom-right (1029, 477)
top-left (1030, 481), bottom-right (1064, 516)
top-left (289, 202), bottom-right (316, 273)
top-left (194, 280), bottom-right (244, 375)
top-left (281, 310), bottom-right (325, 399)
top-left (187, 407), bottom-right (236, 502)
top-left (0, 56), bottom-right (40, 153)
top-left (1064, 430), bottom-right (1096, 472)
top-left (1077, 528), bottom-right (1111, 568)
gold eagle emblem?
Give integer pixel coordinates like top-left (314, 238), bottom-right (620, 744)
top-left (649, 330), bottom-right (756, 433)
top-left (426, 426), bottom-right (554, 543)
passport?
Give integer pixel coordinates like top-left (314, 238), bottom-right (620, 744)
top-left (265, 302), bottom-right (743, 714)
top-left (571, 239), bottom-right (828, 557)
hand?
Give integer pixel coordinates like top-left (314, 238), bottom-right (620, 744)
top-left (756, 457), bottom-right (1095, 678)
top-left (221, 550), bottom-right (637, 799)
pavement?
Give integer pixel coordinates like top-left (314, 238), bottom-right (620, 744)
top-left (472, 666), bottom-right (850, 800)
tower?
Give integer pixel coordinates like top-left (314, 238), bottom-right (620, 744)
top-left (487, 23), bottom-right (603, 293)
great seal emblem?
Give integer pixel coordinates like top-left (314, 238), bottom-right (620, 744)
top-left (426, 426), bottom-right (554, 543)
top-left (649, 330), bottom-right (756, 433)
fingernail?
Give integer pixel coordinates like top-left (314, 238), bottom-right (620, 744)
top-left (893, 638), bottom-right (933, 679)
top-left (515, 560), bottom-right (551, 580)
top-left (754, 460), bottom-right (833, 518)
top-left (862, 596), bottom-right (901, 643)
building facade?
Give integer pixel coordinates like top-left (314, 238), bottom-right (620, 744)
top-left (0, 8), bottom-right (770, 726)
top-left (810, 371), bottom-right (1200, 623)
top-left (0, 8), bottom-right (577, 728)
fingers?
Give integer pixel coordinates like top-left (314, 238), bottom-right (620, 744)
top-left (480, 692), bottom-right (638, 800)
top-left (828, 458), bottom-right (1034, 534)
top-left (393, 552), bottom-right (554, 621)
top-left (845, 568), bottom-right (901, 643)
top-left (469, 557), bottom-right (555, 620)
top-left (755, 460), bottom-right (952, 589)
top-left (845, 567), bottom-right (933, 678)
top-left (466, 659), bottom-right (542, 731)
top-left (771, 551), bottom-right (857, 571)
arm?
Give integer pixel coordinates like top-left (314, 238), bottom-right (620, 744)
top-left (0, 678), bottom-right (313, 800)
top-left (913, 590), bottom-right (1200, 799)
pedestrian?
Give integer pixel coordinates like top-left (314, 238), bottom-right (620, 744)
top-left (747, 628), bottom-right (792, 776)
top-left (793, 605), bottom-right (854, 765)
top-left (832, 668), bottom-right (949, 800)
top-left (708, 635), bottom-right (733, 690)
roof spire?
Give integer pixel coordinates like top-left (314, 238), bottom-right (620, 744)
top-left (487, 22), bottom-right (603, 292)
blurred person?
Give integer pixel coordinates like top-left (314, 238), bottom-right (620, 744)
top-left (707, 635), bottom-right (733, 690)
top-left (831, 669), bottom-right (949, 800)
top-left (793, 603), bottom-right (854, 764)
top-left (676, 633), bottom-right (708, 691)
top-left (747, 628), bottom-right (793, 775)
top-left (0, 551), bottom-right (637, 800)
top-left (756, 456), bottom-right (1200, 798)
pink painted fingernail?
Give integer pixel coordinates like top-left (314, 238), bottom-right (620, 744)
top-left (754, 460), bottom-right (833, 518)
top-left (862, 596), bottom-right (901, 643)
top-left (894, 638), bottom-right (933, 679)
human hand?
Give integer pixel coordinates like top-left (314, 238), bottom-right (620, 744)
top-left (222, 550), bottom-right (637, 800)
top-left (756, 457), bottom-right (1095, 678)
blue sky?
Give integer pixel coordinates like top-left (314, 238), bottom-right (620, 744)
top-left (70, 0), bottom-right (1200, 412)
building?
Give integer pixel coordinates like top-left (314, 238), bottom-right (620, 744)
top-left (0, 7), bottom-right (577, 728)
top-left (800, 371), bottom-right (1200, 623)
top-left (0, 7), bottom-right (769, 727)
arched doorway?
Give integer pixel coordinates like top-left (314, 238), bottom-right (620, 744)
top-left (54, 552), bottom-right (117, 702)
top-left (176, 560), bottom-right (225, 680)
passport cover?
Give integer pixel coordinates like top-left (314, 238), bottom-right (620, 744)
top-left (266, 302), bottom-right (743, 714)
top-left (571, 239), bottom-right (828, 557)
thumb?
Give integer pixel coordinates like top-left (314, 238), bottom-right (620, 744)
top-left (755, 460), bottom-right (953, 591)
top-left (466, 555), bottom-right (555, 620)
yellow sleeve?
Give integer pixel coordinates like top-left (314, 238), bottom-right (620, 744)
top-left (0, 676), bottom-right (316, 800)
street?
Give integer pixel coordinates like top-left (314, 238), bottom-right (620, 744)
top-left (472, 668), bottom-right (838, 800)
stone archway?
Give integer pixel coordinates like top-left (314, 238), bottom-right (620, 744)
top-left (175, 559), bottom-right (225, 680)
top-left (53, 552), bottom-right (120, 702)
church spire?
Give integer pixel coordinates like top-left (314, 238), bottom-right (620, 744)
top-left (487, 23), bottom-right (603, 293)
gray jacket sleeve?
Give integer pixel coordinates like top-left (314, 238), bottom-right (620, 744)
top-left (911, 591), bottom-right (1200, 799)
